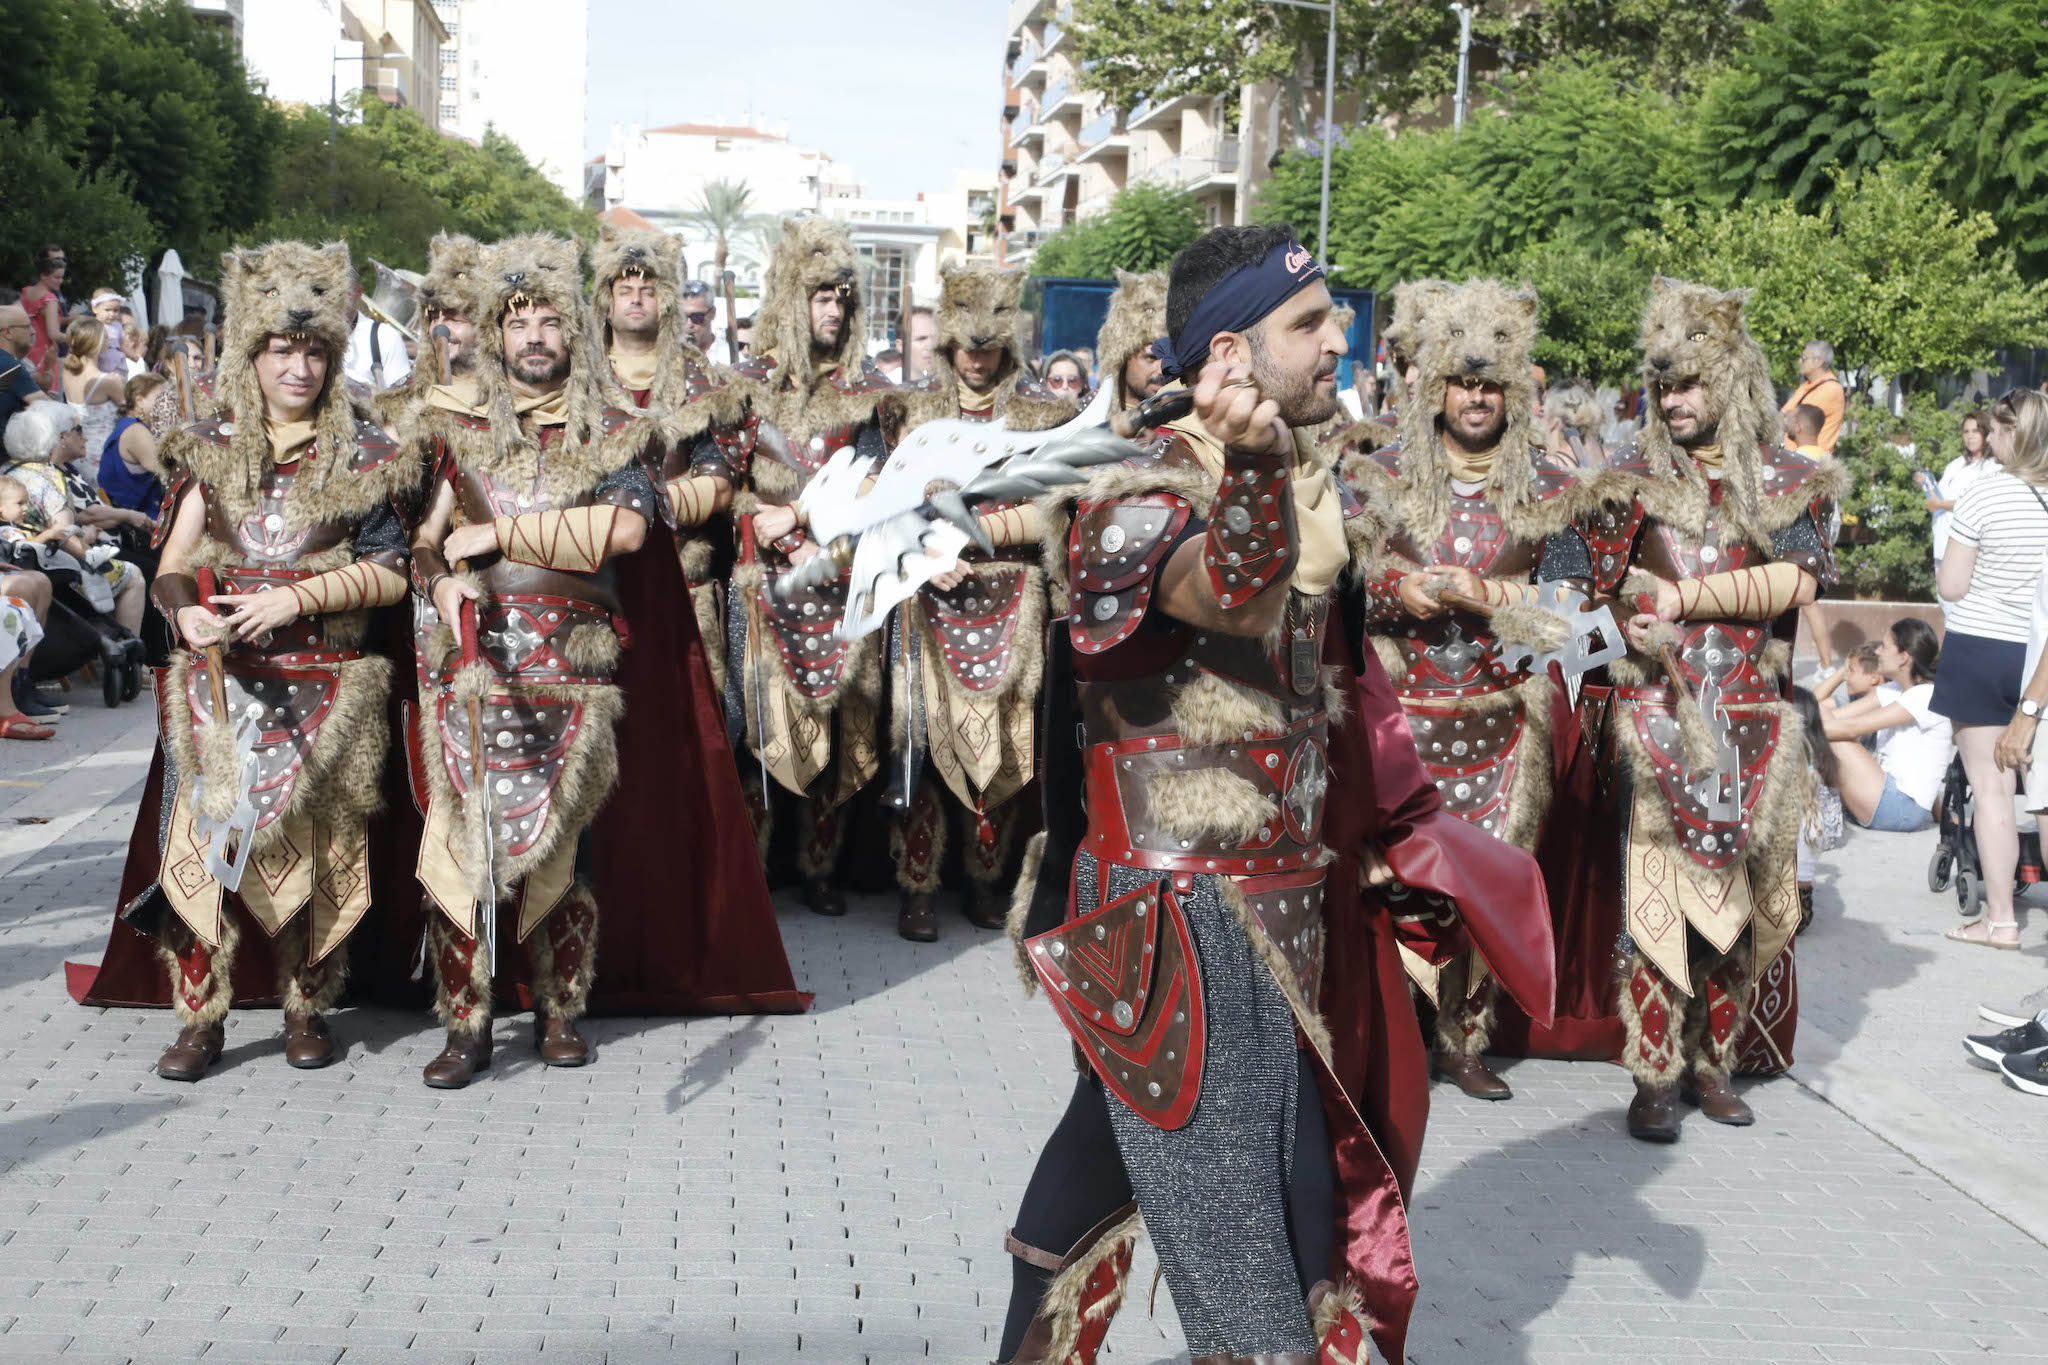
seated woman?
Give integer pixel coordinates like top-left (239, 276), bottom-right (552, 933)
top-left (1820, 618), bottom-right (1951, 832)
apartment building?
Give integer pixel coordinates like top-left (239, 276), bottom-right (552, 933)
top-left (340, 0), bottom-right (448, 118)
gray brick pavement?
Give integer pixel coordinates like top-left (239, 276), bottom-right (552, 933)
top-left (2, 706), bottom-right (2047, 1362)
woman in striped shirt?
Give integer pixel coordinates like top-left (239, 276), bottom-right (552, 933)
top-left (1935, 389), bottom-right (2048, 948)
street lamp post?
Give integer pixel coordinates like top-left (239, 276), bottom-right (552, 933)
top-left (1450, 3), bottom-right (1475, 131)
top-left (1263, 0), bottom-right (1338, 270)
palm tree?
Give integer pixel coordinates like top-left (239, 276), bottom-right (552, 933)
top-left (685, 179), bottom-right (768, 276)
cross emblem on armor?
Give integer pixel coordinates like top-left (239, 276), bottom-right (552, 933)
top-left (1285, 740), bottom-right (1329, 839)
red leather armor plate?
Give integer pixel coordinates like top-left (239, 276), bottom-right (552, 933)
top-left (1027, 878), bottom-right (1205, 1131)
top-left (922, 570), bottom-right (1024, 692)
top-left (1406, 700), bottom-right (1525, 835)
top-left (436, 692), bottom-right (586, 861)
top-left (185, 658), bottom-right (340, 836)
top-left (1237, 867), bottom-right (1329, 1008)
top-left (758, 569), bottom-right (856, 698)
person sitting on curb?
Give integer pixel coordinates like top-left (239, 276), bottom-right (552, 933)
top-left (1818, 618), bottom-right (1950, 836)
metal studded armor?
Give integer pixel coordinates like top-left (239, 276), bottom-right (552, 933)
top-left (413, 407), bottom-right (662, 941)
top-left (146, 414), bottom-right (411, 966)
top-left (1585, 440), bottom-right (1839, 1082)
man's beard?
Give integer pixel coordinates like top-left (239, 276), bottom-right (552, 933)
top-left (810, 325), bottom-right (842, 356)
top-left (612, 315), bottom-right (657, 342)
top-left (447, 351), bottom-right (474, 377)
top-left (1248, 333), bottom-right (1339, 427)
top-left (511, 349), bottom-right (570, 384)
top-left (1443, 405), bottom-right (1506, 454)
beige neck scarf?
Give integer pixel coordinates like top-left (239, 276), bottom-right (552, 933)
top-left (264, 418), bottom-right (317, 462)
top-left (609, 347), bottom-right (658, 392)
top-left (957, 375), bottom-right (1004, 412)
top-left (1686, 440), bottom-right (1725, 471)
top-left (1164, 399), bottom-right (1348, 597)
top-left (1441, 434), bottom-right (1498, 486)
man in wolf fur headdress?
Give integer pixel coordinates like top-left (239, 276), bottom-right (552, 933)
top-left (726, 217), bottom-right (898, 917)
top-left (407, 234), bottom-right (806, 1088)
top-left (882, 261), bottom-right (1074, 940)
top-left (1343, 279), bottom-right (1593, 1103)
top-left (1094, 268), bottom-right (1168, 416)
top-left (1580, 278), bottom-right (1846, 1142)
top-left (589, 223), bottom-right (751, 691)
top-left (993, 225), bottom-right (1556, 1365)
top-left (374, 234), bottom-right (483, 429)
top-left (110, 240), bottom-right (414, 1081)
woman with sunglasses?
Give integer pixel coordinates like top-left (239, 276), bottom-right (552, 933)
top-left (1040, 349), bottom-right (1089, 401)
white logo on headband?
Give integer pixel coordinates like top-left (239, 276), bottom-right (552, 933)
top-left (1284, 244), bottom-right (1315, 275)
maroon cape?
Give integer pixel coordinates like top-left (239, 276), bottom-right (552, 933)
top-left (1487, 685), bottom-right (1795, 1073)
top-left (69, 528), bottom-right (811, 1017)
top-left (1312, 616), bottom-right (1558, 1365)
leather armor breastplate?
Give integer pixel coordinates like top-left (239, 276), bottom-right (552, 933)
top-left (201, 460), bottom-right (353, 565)
top-left (1384, 490), bottom-right (1545, 700)
top-left (452, 454), bottom-right (621, 617)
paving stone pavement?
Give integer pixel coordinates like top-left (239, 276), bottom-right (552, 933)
top-left (3, 703), bottom-right (2048, 1363)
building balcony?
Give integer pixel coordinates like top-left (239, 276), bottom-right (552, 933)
top-left (1042, 20), bottom-right (1063, 54)
top-left (1132, 135), bottom-right (1240, 191)
top-left (1077, 109), bottom-right (1116, 147)
top-left (1041, 75), bottom-right (1068, 112)
top-left (1012, 182), bottom-right (1046, 209)
top-left (1045, 79), bottom-right (1084, 118)
top-left (1127, 94), bottom-right (1189, 132)
top-left (1015, 121), bottom-right (1044, 151)
top-left (1036, 150), bottom-right (1068, 183)
top-left (1009, 41), bottom-right (1037, 86)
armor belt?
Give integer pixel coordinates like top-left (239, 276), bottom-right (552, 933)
top-left (475, 592), bottom-right (620, 687)
top-left (210, 566), bottom-right (362, 665)
top-left (1081, 717), bottom-right (1330, 875)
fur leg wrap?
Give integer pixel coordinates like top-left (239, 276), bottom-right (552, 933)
top-left (891, 780), bottom-right (946, 894)
top-left (796, 790), bottom-right (845, 881)
top-left (1619, 953), bottom-right (1684, 1086)
top-left (160, 914), bottom-right (238, 1028)
top-left (742, 775), bottom-right (773, 865)
top-left (529, 887), bottom-right (598, 1020)
top-left (1688, 949), bottom-right (1753, 1082)
top-left (277, 918), bottom-right (347, 1016)
top-left (1433, 956), bottom-right (1497, 1058)
top-left (961, 794), bottom-right (1017, 886)
top-left (430, 911), bottom-right (491, 1037)
top-left (1029, 1204), bottom-right (1144, 1365)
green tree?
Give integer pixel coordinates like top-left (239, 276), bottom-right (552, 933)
top-left (684, 180), bottom-right (774, 278)
top-left (1631, 162), bottom-right (2048, 391)
top-left (1029, 183), bottom-right (1201, 277)
top-left (1833, 405), bottom-right (1936, 601)
top-left (1513, 237), bottom-right (1648, 387)
top-left (0, 117), bottom-right (160, 294)
top-left (1870, 0), bottom-right (2048, 279)
top-left (1696, 0), bottom-right (1894, 213)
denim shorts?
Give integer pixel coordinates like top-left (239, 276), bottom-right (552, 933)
top-left (1850, 774), bottom-right (1933, 833)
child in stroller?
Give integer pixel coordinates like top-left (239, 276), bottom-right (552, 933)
top-left (1928, 754), bottom-right (2047, 912)
top-left (0, 405), bottom-right (148, 706)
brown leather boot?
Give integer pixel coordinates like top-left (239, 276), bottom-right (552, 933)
top-left (962, 880), bottom-right (1008, 930)
top-left (1684, 1071), bottom-right (1755, 1126)
top-left (422, 1029), bottom-right (492, 1089)
top-left (534, 1014), bottom-right (592, 1066)
top-left (156, 1023), bottom-right (225, 1082)
top-left (282, 1012), bottom-right (336, 1069)
top-left (802, 877), bottom-right (846, 917)
top-left (1627, 1080), bottom-right (1681, 1142)
top-left (1436, 1052), bottom-right (1512, 1100)
top-left (898, 891), bottom-right (938, 942)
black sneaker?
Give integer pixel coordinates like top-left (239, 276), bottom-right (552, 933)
top-left (11, 675), bottom-right (64, 720)
top-left (1965, 1018), bottom-right (2048, 1066)
top-left (2000, 1045), bottom-right (2048, 1096)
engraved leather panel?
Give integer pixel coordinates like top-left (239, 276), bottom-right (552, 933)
top-left (202, 462), bottom-right (351, 564)
top-left (1204, 460), bottom-right (1291, 605)
top-left (449, 459), bottom-right (623, 614)
top-left (437, 692), bottom-right (584, 860)
top-left (186, 659), bottom-right (339, 834)
top-left (1028, 878), bottom-right (1204, 1131)
top-left (479, 595), bottom-right (617, 686)
top-left (1629, 698), bottom-right (1778, 869)
top-left (1585, 500), bottom-right (1645, 592)
top-left (921, 571), bottom-right (1024, 692)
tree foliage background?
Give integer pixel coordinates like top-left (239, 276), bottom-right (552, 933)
top-left (0, 0), bottom-right (591, 292)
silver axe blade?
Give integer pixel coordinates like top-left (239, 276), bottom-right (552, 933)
top-left (1687, 673), bottom-right (1745, 822)
top-left (1494, 581), bottom-right (1630, 679)
top-left (192, 708), bottom-right (263, 891)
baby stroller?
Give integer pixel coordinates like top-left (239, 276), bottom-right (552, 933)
top-left (1927, 754), bottom-right (2048, 912)
top-left (3, 539), bottom-right (145, 709)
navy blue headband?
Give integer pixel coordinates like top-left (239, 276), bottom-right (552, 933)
top-left (1150, 240), bottom-right (1324, 379)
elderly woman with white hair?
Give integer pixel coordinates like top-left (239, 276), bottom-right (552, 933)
top-left (1, 400), bottom-right (149, 639)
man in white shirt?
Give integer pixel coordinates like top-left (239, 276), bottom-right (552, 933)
top-left (342, 285), bottom-right (413, 391)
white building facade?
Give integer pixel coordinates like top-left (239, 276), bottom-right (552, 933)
top-left (448, 0), bottom-right (590, 199)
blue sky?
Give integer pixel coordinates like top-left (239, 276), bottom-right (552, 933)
top-left (585, 0), bottom-right (1009, 199)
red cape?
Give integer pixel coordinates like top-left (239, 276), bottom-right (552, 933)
top-left (69, 533), bottom-right (810, 1017)
top-left (1312, 615), bottom-right (1558, 1365)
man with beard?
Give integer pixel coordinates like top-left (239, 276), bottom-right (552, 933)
top-left (728, 218), bottom-right (897, 915)
top-left (591, 223), bottom-right (749, 690)
top-left (993, 226), bottom-right (1555, 1365)
top-left (1344, 279), bottom-right (1590, 1101)
top-left (1581, 278), bottom-right (1844, 1141)
top-left (100, 241), bottom-right (413, 1080)
top-left (407, 235), bottom-right (805, 1088)
top-left (885, 262), bottom-right (1074, 940)
top-left (1092, 268), bottom-right (1167, 417)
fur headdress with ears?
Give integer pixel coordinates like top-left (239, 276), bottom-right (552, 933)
top-left (755, 215), bottom-right (866, 391)
top-left (1634, 276), bottom-right (1813, 544)
top-left (382, 234), bottom-right (483, 413)
top-left (1375, 279), bottom-right (1545, 542)
top-left (214, 239), bottom-right (361, 494)
top-left (589, 222), bottom-right (688, 390)
top-left (1382, 278), bottom-right (1453, 371)
top-left (1095, 268), bottom-right (1168, 413)
top-left (471, 233), bottom-right (611, 468)
top-left (899, 260), bottom-right (1073, 432)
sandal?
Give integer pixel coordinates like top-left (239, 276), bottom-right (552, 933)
top-left (1947, 918), bottom-right (2021, 951)
top-left (0, 713), bottom-right (54, 740)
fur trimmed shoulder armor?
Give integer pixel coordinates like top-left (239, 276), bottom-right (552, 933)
top-left (1042, 435), bottom-right (1214, 647)
top-left (160, 409), bottom-right (421, 534)
top-left (1583, 438), bottom-right (1850, 547)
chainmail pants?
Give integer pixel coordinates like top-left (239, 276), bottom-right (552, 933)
top-left (1082, 856), bottom-right (1319, 1356)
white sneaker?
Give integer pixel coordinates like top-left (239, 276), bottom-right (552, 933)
top-left (1979, 985), bottom-right (2048, 1029)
